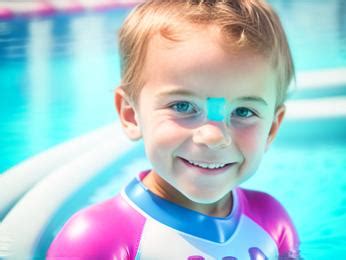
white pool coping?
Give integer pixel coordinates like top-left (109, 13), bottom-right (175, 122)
top-left (286, 97), bottom-right (346, 119)
top-left (286, 68), bottom-right (346, 119)
top-left (295, 67), bottom-right (346, 89)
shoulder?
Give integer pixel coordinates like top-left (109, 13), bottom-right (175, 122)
top-left (237, 188), bottom-right (300, 257)
top-left (238, 188), bottom-right (287, 217)
top-left (47, 194), bottom-right (146, 259)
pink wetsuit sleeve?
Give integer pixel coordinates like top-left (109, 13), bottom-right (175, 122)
top-left (47, 195), bottom-right (145, 260)
top-left (239, 189), bottom-right (300, 258)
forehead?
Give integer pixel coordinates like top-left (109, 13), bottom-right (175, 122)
top-left (141, 24), bottom-right (277, 103)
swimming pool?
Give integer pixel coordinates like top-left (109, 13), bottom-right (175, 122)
top-left (0, 1), bottom-right (346, 258)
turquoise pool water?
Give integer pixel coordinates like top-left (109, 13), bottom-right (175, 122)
top-left (1, 0), bottom-right (346, 258)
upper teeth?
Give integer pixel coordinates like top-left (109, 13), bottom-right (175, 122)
top-left (187, 160), bottom-right (227, 169)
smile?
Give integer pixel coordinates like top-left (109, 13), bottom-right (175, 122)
top-left (188, 160), bottom-right (227, 169)
top-left (179, 157), bottom-right (234, 171)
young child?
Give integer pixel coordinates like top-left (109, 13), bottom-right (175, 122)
top-left (48, 0), bottom-right (300, 259)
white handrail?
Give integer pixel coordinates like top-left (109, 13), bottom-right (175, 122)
top-left (0, 121), bottom-right (135, 259)
top-left (0, 122), bottom-right (124, 219)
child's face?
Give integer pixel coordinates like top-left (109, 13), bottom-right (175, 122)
top-left (116, 25), bottom-right (285, 205)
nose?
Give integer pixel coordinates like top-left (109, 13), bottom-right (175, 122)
top-left (193, 121), bottom-right (232, 150)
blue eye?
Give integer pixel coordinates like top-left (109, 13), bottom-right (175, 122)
top-left (170, 101), bottom-right (197, 114)
top-left (233, 107), bottom-right (255, 118)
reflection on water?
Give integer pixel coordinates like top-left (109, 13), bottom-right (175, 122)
top-left (0, 10), bottom-right (129, 172)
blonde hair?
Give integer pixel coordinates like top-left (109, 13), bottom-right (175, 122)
top-left (118, 0), bottom-right (294, 108)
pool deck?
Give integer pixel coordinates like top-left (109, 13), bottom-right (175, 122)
top-left (0, 0), bottom-right (142, 18)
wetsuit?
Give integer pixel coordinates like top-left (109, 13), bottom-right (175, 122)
top-left (47, 171), bottom-right (300, 259)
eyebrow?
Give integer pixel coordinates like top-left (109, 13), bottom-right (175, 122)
top-left (157, 90), bottom-right (268, 106)
top-left (236, 96), bottom-right (269, 106)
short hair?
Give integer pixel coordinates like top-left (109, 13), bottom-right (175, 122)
top-left (118, 0), bottom-right (294, 108)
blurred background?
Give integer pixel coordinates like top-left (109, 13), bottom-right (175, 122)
top-left (0, 0), bottom-right (345, 258)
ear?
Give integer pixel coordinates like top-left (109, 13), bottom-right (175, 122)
top-left (115, 87), bottom-right (142, 141)
top-left (265, 105), bottom-right (286, 151)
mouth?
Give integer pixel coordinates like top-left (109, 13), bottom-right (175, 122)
top-left (178, 157), bottom-right (235, 174)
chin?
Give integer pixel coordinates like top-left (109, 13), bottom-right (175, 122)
top-left (184, 190), bottom-right (229, 205)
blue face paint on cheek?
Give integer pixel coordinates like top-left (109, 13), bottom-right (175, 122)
top-left (206, 97), bottom-right (227, 122)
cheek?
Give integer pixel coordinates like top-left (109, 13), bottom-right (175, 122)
top-left (233, 124), bottom-right (269, 154)
top-left (143, 118), bottom-right (187, 153)
top-left (233, 124), bottom-right (270, 177)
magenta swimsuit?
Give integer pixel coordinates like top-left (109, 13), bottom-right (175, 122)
top-left (47, 171), bottom-right (300, 259)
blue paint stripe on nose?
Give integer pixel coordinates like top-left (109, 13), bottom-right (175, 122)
top-left (207, 97), bottom-right (227, 122)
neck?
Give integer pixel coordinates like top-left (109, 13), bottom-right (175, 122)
top-left (142, 170), bottom-right (233, 218)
